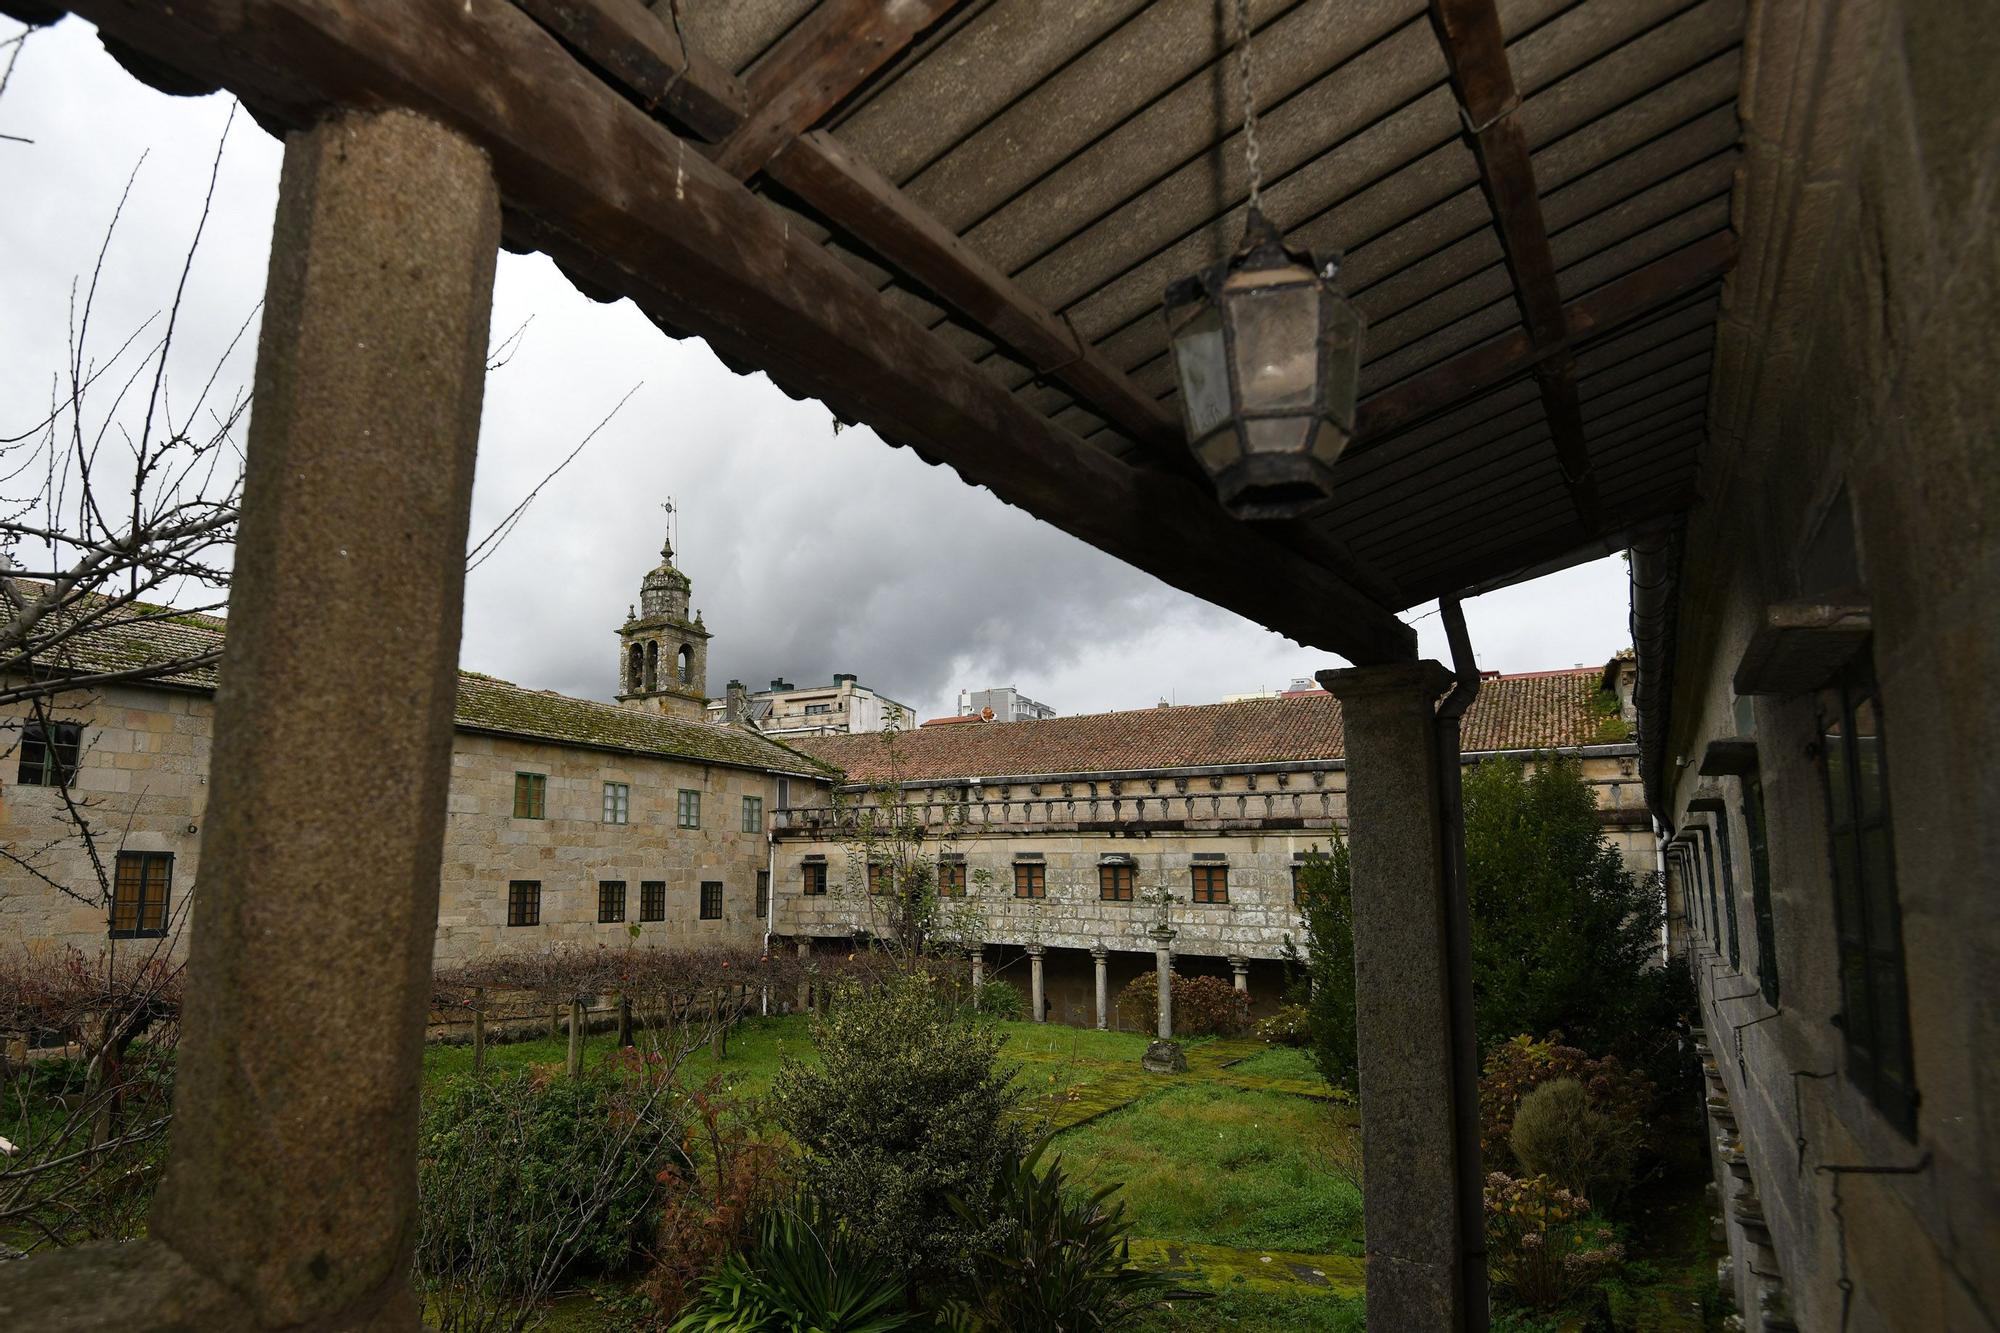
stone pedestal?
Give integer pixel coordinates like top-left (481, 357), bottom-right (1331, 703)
top-left (1319, 661), bottom-right (1470, 1331)
top-left (1028, 944), bottom-right (1046, 1022)
top-left (1229, 955), bottom-right (1250, 996)
top-left (1092, 946), bottom-right (1110, 1029)
top-left (1142, 1039), bottom-right (1189, 1074)
top-left (145, 109), bottom-right (499, 1327)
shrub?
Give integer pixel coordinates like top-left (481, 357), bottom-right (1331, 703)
top-left (643, 1079), bottom-right (791, 1321)
top-left (1287, 837), bottom-right (1358, 1090)
top-left (415, 1063), bottom-right (676, 1329)
top-left (969, 977), bottom-right (1025, 1022)
top-left (1478, 1034), bottom-right (1654, 1172)
top-left (669, 1196), bottom-right (920, 1333)
top-left (770, 973), bottom-right (1025, 1286)
top-left (1484, 1172), bottom-right (1623, 1311)
top-left (1114, 972), bottom-right (1249, 1037)
top-left (1508, 1078), bottom-right (1641, 1207)
top-left (943, 1138), bottom-right (1180, 1331)
top-left (1254, 1002), bottom-right (1313, 1047)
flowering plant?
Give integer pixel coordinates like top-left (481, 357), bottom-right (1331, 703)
top-left (1484, 1172), bottom-right (1624, 1310)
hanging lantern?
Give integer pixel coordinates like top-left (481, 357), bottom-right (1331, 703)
top-left (1164, 210), bottom-right (1364, 519)
top-left (1162, 0), bottom-right (1364, 520)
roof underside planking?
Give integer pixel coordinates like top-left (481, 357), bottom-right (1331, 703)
top-left (53, 0), bottom-right (1743, 667)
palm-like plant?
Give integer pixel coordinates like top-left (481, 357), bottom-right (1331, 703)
top-left (669, 1197), bottom-right (920, 1333)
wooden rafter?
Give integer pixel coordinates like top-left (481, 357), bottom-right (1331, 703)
top-left (67, 0), bottom-right (1419, 664)
top-left (1427, 0), bottom-right (1603, 532)
top-left (710, 0), bottom-right (964, 181)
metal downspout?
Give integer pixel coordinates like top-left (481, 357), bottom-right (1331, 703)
top-left (1437, 596), bottom-right (1490, 1331)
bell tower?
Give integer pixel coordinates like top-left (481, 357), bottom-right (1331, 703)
top-left (616, 523), bottom-right (711, 719)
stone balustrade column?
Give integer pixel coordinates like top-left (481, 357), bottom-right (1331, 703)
top-left (1028, 944), bottom-right (1046, 1023)
top-left (146, 109), bottom-right (499, 1327)
top-left (1319, 661), bottom-right (1469, 1331)
top-left (1092, 946), bottom-right (1110, 1029)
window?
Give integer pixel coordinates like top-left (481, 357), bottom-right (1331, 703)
top-left (513, 772), bottom-right (547, 820)
top-left (1291, 861), bottom-right (1306, 907)
top-left (742, 795), bottom-right (764, 832)
top-left (627, 643), bottom-right (644, 694)
top-left (699, 881), bottom-right (723, 920)
top-left (507, 880), bottom-right (541, 927)
top-left (1099, 862), bottom-right (1134, 901)
top-left (1013, 861), bottom-right (1045, 899)
top-left (677, 644), bottom-right (692, 684)
top-left (1817, 650), bottom-right (1915, 1135)
top-left (1702, 811), bottom-right (1743, 971)
top-left (802, 861), bottom-right (827, 896)
top-left (110, 851), bottom-right (171, 938)
top-left (677, 789), bottom-right (701, 829)
top-left (18, 721), bottom-right (81, 788)
top-left (867, 862), bottom-right (890, 896)
top-left (776, 778), bottom-right (791, 809)
top-left (937, 858), bottom-right (966, 897)
top-left (640, 880), bottom-right (666, 922)
top-left (756, 871), bottom-right (769, 919)
top-left (1742, 772), bottom-right (1781, 1005)
top-left (645, 640), bottom-right (658, 692)
top-left (598, 880), bottom-right (626, 923)
top-left (1191, 862), bottom-right (1229, 904)
top-left (804, 703), bottom-right (832, 716)
top-left (603, 781), bottom-right (630, 825)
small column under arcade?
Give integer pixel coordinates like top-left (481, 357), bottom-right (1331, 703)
top-left (1028, 945), bottom-right (1047, 1023)
top-left (1092, 947), bottom-right (1110, 1029)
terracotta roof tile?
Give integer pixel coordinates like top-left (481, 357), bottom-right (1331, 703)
top-left (793, 668), bottom-right (1618, 783)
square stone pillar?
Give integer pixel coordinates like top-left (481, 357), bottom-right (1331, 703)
top-left (144, 109), bottom-right (499, 1326)
top-left (1319, 661), bottom-right (1469, 1331)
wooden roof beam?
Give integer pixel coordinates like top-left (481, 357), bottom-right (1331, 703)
top-left (710, 0), bottom-right (965, 181)
top-left (1427, 0), bottom-right (1604, 532)
top-left (67, 0), bottom-right (1419, 665)
top-left (1356, 230), bottom-right (1737, 446)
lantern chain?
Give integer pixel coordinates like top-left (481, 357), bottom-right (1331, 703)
top-left (1235, 0), bottom-right (1264, 214)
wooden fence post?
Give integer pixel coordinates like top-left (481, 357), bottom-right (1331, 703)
top-left (566, 998), bottom-right (585, 1077)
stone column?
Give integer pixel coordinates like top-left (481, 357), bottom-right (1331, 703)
top-left (1150, 925), bottom-right (1176, 1039)
top-left (147, 110), bottom-right (498, 1326)
top-left (1028, 944), bottom-right (1046, 1023)
top-left (1230, 955), bottom-right (1250, 996)
top-left (970, 947), bottom-right (984, 990)
top-left (1092, 946), bottom-right (1109, 1029)
top-left (1319, 662), bottom-right (1468, 1331)
top-left (796, 937), bottom-right (812, 1013)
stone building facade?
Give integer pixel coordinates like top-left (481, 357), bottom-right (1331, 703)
top-left (776, 664), bottom-right (1652, 1028)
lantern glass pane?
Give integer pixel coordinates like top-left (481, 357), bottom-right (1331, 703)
top-left (1170, 303), bottom-right (1232, 438)
top-left (1244, 416), bottom-right (1313, 456)
top-left (1318, 292), bottom-right (1364, 429)
top-left (1230, 282), bottom-right (1320, 414)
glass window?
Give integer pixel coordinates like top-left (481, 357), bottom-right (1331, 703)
top-left (1742, 773), bottom-right (1781, 1005)
top-left (1706, 813), bottom-right (1743, 971)
top-left (507, 880), bottom-right (541, 927)
top-left (1816, 650), bottom-right (1915, 1136)
top-left (1192, 863), bottom-right (1229, 904)
top-left (700, 881), bottom-right (723, 920)
top-left (802, 862), bottom-right (827, 896)
top-left (742, 795), bottom-right (764, 833)
top-left (1013, 862), bottom-right (1045, 899)
top-left (110, 851), bottom-right (172, 938)
top-left (755, 871), bottom-right (769, 919)
top-left (777, 778), bottom-right (791, 809)
top-left (1290, 861), bottom-right (1305, 908)
top-left (1099, 863), bottom-right (1134, 901)
top-left (513, 773), bottom-right (547, 820)
top-left (18, 721), bottom-right (81, 788)
top-left (867, 862), bottom-right (890, 896)
top-left (640, 880), bottom-right (666, 922)
top-left (603, 781), bottom-right (630, 825)
top-left (598, 880), bottom-right (626, 923)
top-left (937, 859), bottom-right (966, 897)
top-left (677, 789), bottom-right (701, 829)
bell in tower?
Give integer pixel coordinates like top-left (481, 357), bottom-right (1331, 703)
top-left (615, 522), bottom-right (711, 719)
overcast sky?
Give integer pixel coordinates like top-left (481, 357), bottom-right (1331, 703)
top-left (2, 18), bottom-right (1635, 722)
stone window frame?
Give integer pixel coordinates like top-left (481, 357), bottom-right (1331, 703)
top-left (17, 720), bottom-right (82, 788)
top-left (597, 880), bottom-right (626, 923)
top-left (110, 850), bottom-right (172, 939)
top-left (802, 859), bottom-right (828, 896)
top-left (677, 788), bottom-right (701, 829)
top-left (640, 879), bottom-right (667, 922)
top-left (1190, 859), bottom-right (1230, 905)
top-left (742, 794), bottom-right (764, 833)
top-left (507, 880), bottom-right (541, 927)
top-left (1815, 648), bottom-right (1916, 1138)
top-left (1098, 859), bottom-right (1135, 902)
top-left (1012, 859), bottom-right (1046, 899)
top-left (937, 855), bottom-right (966, 897)
top-left (603, 781), bottom-right (630, 825)
top-left (699, 880), bottom-right (723, 920)
top-left (755, 870), bottom-right (770, 918)
top-left (512, 772), bottom-right (547, 820)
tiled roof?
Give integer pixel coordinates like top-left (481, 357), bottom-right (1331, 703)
top-left (5, 588), bottom-right (830, 777)
top-left (794, 668), bottom-right (1621, 784)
